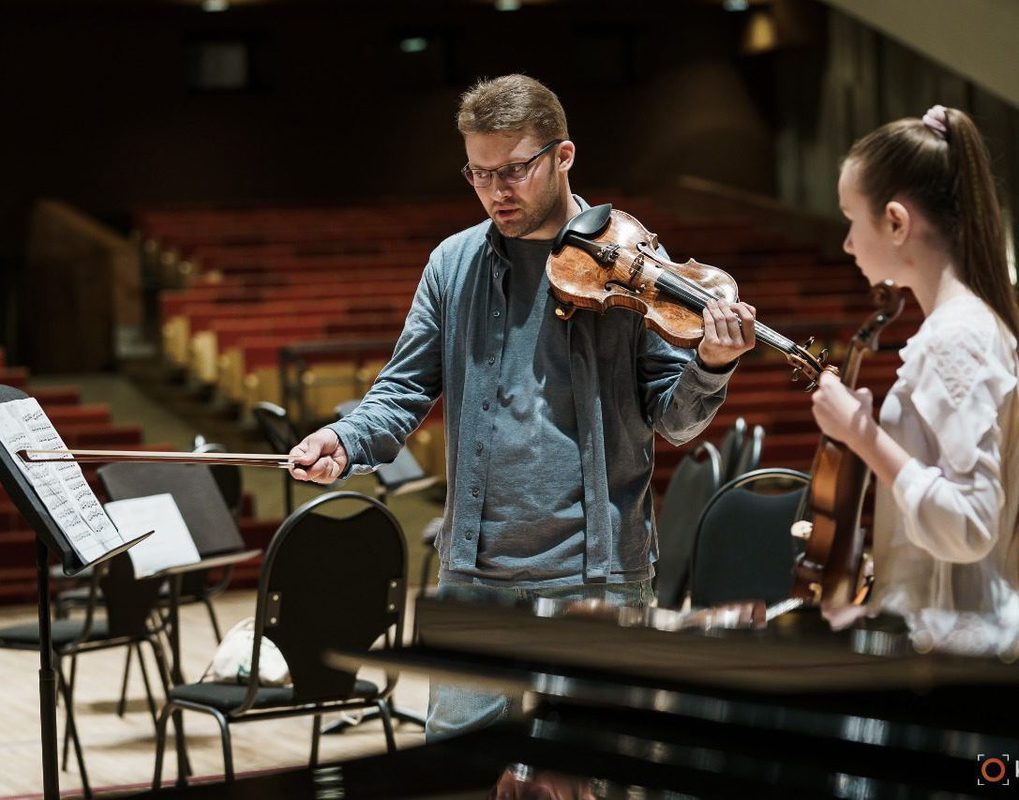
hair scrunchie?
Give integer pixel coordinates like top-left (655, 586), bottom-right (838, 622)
top-left (922, 104), bottom-right (949, 140)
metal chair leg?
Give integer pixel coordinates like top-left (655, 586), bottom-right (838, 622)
top-left (116, 645), bottom-right (133, 717)
top-left (173, 707), bottom-right (189, 787)
top-left (146, 638), bottom-right (192, 780)
top-left (310, 713), bottom-right (323, 767)
top-left (152, 704), bottom-right (173, 790)
top-left (61, 654), bottom-right (79, 771)
top-left (202, 596), bottom-right (223, 642)
top-left (208, 709), bottom-right (235, 781)
top-left (375, 699), bottom-right (397, 753)
top-left (136, 642), bottom-right (159, 726)
top-left (56, 663), bottom-right (91, 799)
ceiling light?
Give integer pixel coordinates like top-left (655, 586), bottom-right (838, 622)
top-left (495, 0), bottom-right (522, 11)
top-left (400, 37), bottom-right (429, 54)
top-left (201, 0), bottom-right (229, 12)
top-left (741, 8), bottom-right (778, 54)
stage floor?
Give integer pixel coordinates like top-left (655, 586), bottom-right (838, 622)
top-left (0, 589), bottom-right (429, 798)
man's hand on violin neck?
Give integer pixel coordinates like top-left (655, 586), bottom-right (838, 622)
top-left (697, 299), bottom-right (757, 370)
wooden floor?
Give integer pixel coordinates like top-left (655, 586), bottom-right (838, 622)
top-left (0, 590), bottom-right (429, 799)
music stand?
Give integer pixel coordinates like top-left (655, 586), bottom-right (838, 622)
top-left (0, 386), bottom-right (151, 800)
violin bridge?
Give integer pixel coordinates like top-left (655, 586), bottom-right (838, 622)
top-left (628, 253), bottom-right (645, 287)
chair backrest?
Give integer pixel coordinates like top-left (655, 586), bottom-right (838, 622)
top-left (98, 552), bottom-right (164, 639)
top-left (730, 424), bottom-right (765, 481)
top-left (253, 401), bottom-right (301, 515)
top-left (689, 468), bottom-right (810, 608)
top-left (716, 417), bottom-right (747, 484)
top-left (253, 491), bottom-right (407, 705)
top-left (654, 442), bottom-right (721, 609)
top-left (98, 462), bottom-right (245, 556)
top-left (252, 401), bottom-right (301, 455)
top-left (192, 439), bottom-right (243, 519)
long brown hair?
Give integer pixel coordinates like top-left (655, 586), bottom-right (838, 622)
top-left (846, 108), bottom-right (1019, 340)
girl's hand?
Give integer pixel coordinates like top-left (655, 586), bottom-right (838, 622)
top-left (811, 370), bottom-right (875, 446)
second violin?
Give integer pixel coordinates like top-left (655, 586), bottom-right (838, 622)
top-left (547, 204), bottom-right (830, 388)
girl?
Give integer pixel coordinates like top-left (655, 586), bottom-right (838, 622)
top-left (811, 105), bottom-right (1019, 657)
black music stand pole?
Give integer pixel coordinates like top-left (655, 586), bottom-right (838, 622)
top-left (35, 537), bottom-right (59, 800)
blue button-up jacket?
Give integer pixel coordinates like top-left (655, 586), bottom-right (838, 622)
top-left (329, 199), bottom-right (732, 583)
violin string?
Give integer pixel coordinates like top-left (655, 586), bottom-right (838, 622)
top-left (653, 269), bottom-right (797, 352)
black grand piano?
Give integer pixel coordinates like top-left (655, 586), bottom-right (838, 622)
top-left (133, 594), bottom-right (1019, 799)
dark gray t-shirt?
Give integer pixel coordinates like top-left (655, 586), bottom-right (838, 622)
top-left (473, 236), bottom-right (585, 584)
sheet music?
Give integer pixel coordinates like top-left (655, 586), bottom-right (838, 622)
top-left (103, 494), bottom-right (201, 578)
top-left (0, 397), bottom-right (124, 564)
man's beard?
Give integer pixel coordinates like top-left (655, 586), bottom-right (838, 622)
top-left (490, 174), bottom-right (561, 239)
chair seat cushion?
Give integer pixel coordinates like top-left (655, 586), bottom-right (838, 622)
top-left (169, 678), bottom-right (380, 713)
top-left (0, 619), bottom-right (110, 647)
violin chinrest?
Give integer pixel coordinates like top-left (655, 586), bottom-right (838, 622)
top-left (552, 203), bottom-right (612, 252)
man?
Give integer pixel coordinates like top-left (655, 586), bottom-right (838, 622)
top-left (289, 74), bottom-right (755, 737)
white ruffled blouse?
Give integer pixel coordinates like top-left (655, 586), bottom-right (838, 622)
top-left (871, 291), bottom-right (1019, 657)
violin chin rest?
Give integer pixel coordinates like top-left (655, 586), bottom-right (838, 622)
top-left (552, 203), bottom-right (612, 252)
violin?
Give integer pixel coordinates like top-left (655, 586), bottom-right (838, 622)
top-left (792, 281), bottom-right (905, 606)
top-left (546, 204), bottom-right (829, 387)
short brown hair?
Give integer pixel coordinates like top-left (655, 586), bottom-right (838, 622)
top-left (456, 74), bottom-right (569, 141)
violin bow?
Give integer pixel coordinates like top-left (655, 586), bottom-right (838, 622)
top-left (17, 449), bottom-right (295, 469)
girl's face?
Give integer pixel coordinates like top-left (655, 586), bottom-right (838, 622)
top-left (838, 160), bottom-right (902, 287)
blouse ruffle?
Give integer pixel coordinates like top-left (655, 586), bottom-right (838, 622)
top-left (895, 303), bottom-right (1017, 475)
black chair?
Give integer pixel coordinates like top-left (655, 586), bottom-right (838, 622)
top-left (0, 553), bottom-right (172, 798)
top-left (192, 436), bottom-right (244, 521)
top-left (152, 490), bottom-right (408, 786)
top-left (654, 442), bottom-right (722, 609)
top-left (252, 401), bottom-right (301, 515)
top-left (730, 423), bottom-right (765, 481)
top-left (689, 468), bottom-right (811, 608)
top-left (715, 417), bottom-right (747, 484)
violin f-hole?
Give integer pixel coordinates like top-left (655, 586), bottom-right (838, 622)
top-left (604, 279), bottom-right (643, 295)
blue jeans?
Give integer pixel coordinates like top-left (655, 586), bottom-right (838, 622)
top-left (424, 579), bottom-right (653, 741)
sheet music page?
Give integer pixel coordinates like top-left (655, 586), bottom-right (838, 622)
top-left (0, 397), bottom-right (125, 564)
top-left (103, 494), bottom-right (201, 578)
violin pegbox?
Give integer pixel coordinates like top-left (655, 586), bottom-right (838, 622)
top-left (788, 336), bottom-right (835, 391)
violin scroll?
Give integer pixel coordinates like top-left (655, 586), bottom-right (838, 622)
top-left (860, 281), bottom-right (907, 354)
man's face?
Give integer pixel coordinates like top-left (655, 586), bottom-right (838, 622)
top-left (463, 131), bottom-right (568, 240)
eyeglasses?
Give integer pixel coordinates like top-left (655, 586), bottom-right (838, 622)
top-left (461, 139), bottom-right (563, 188)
